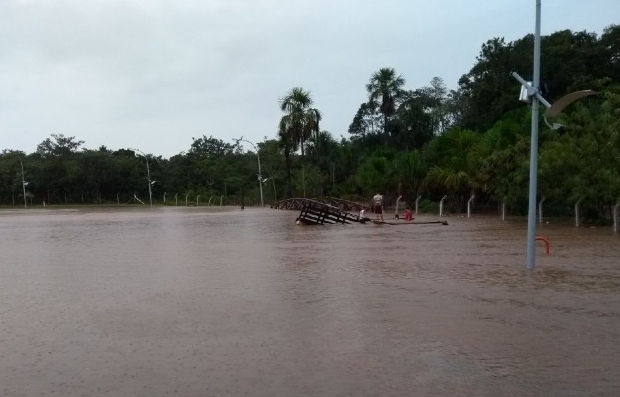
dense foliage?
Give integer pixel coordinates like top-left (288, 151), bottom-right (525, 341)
top-left (2, 26), bottom-right (619, 219)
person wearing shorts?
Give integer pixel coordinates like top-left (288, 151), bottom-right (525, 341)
top-left (373, 193), bottom-right (384, 221)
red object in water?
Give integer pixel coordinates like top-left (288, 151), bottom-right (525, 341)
top-left (536, 236), bottom-right (550, 254)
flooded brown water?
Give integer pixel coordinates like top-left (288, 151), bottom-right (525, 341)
top-left (0, 207), bottom-right (619, 397)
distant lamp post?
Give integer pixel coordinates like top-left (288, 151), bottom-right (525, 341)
top-left (511, 0), bottom-right (597, 270)
top-left (16, 155), bottom-right (27, 209)
top-left (234, 137), bottom-right (264, 207)
top-left (130, 148), bottom-right (154, 208)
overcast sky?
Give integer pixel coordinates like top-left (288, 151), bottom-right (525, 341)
top-left (1, 0), bottom-right (618, 158)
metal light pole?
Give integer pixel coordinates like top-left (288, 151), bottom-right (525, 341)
top-left (512, 1), bottom-right (597, 270)
top-left (234, 138), bottom-right (264, 207)
top-left (17, 155), bottom-right (27, 209)
top-left (510, 1), bottom-right (543, 270)
top-left (131, 148), bottom-right (154, 208)
top-left (525, 0), bottom-right (542, 270)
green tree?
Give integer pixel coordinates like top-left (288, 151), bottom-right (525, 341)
top-left (391, 89), bottom-right (435, 150)
top-left (600, 25), bottom-right (620, 79)
top-left (278, 87), bottom-right (322, 197)
top-left (471, 110), bottom-right (531, 211)
top-left (425, 129), bottom-right (480, 212)
top-left (539, 87), bottom-right (620, 218)
top-left (366, 68), bottom-right (405, 135)
top-left (348, 101), bottom-right (382, 140)
top-left (189, 135), bottom-right (237, 157)
top-left (279, 87), bottom-right (322, 157)
top-left (36, 134), bottom-right (84, 157)
top-left (456, 29), bottom-right (617, 132)
top-left (355, 155), bottom-right (391, 197)
top-left (393, 150), bottom-right (426, 199)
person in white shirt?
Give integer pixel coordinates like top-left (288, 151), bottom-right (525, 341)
top-left (358, 207), bottom-right (368, 223)
top-left (372, 193), bottom-right (384, 221)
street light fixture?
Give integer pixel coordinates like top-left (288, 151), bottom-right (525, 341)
top-left (511, 0), bottom-right (597, 270)
top-left (130, 148), bottom-right (155, 208)
top-left (234, 137), bottom-right (264, 207)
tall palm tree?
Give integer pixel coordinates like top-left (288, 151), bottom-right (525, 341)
top-left (279, 87), bottom-right (322, 156)
top-left (366, 68), bottom-right (405, 135)
top-left (278, 115), bottom-right (298, 196)
top-left (278, 87), bottom-right (322, 197)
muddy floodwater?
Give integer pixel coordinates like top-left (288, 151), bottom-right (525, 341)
top-left (0, 207), bottom-right (619, 397)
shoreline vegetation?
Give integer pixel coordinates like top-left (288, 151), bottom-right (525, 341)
top-left (2, 26), bottom-right (619, 222)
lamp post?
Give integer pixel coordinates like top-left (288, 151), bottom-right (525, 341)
top-left (511, 1), bottom-right (597, 270)
top-left (234, 137), bottom-right (264, 207)
top-left (17, 155), bottom-right (27, 209)
top-left (522, 0), bottom-right (543, 271)
top-left (130, 148), bottom-right (154, 208)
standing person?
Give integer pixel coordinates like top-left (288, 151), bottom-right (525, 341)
top-left (373, 192), bottom-right (384, 222)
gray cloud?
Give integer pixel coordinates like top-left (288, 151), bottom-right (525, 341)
top-left (1, 0), bottom-right (618, 157)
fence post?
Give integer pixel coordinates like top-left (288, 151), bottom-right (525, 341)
top-left (575, 197), bottom-right (583, 227)
top-left (415, 195), bottom-right (421, 217)
top-left (502, 201), bottom-right (506, 221)
top-left (538, 196), bottom-right (546, 223)
top-left (613, 202), bottom-right (619, 233)
top-left (439, 195), bottom-right (448, 217)
top-left (395, 195), bottom-right (402, 219)
top-left (467, 194), bottom-right (475, 218)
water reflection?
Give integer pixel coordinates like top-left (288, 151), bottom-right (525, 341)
top-left (0, 208), bottom-right (618, 396)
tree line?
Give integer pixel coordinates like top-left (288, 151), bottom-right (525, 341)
top-left (1, 25), bottom-right (619, 220)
